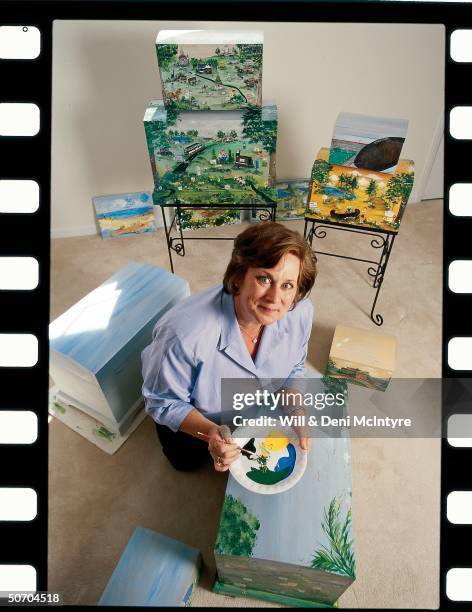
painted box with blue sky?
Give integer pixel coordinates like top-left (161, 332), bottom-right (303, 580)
top-left (214, 428), bottom-right (355, 606)
top-left (328, 112), bottom-right (408, 174)
top-left (93, 191), bottom-right (157, 239)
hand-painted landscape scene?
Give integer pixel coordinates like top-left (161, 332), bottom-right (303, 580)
top-left (93, 192), bottom-right (157, 239)
top-left (326, 357), bottom-right (392, 391)
top-left (241, 432), bottom-right (297, 485)
top-left (328, 112), bottom-right (408, 174)
top-left (306, 148), bottom-right (414, 232)
top-left (156, 31), bottom-right (263, 111)
top-left (144, 100), bottom-right (277, 207)
top-left (326, 324), bottom-right (395, 391)
top-left (251, 179), bottom-right (310, 222)
top-left (176, 207), bottom-right (241, 231)
top-left (215, 432), bottom-right (355, 606)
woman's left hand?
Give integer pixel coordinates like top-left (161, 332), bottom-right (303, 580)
top-left (290, 408), bottom-right (312, 453)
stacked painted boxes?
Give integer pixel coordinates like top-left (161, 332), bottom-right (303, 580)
top-left (144, 30), bottom-right (277, 213)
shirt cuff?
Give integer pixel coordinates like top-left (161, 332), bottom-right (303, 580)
top-left (144, 398), bottom-right (195, 433)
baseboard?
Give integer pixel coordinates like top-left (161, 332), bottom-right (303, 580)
top-left (51, 224), bottom-right (98, 238)
top-left (409, 188), bottom-right (419, 204)
top-left (51, 209), bottom-right (169, 239)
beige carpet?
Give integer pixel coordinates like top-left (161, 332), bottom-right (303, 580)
top-left (49, 200), bottom-right (442, 607)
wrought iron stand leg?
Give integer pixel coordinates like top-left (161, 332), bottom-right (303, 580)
top-left (370, 235), bottom-right (396, 326)
top-left (161, 206), bottom-right (174, 274)
top-left (175, 204), bottom-right (186, 257)
top-left (373, 237), bottom-right (389, 288)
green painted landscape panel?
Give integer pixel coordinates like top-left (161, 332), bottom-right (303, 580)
top-left (144, 100), bottom-right (277, 207)
top-left (156, 30), bottom-right (263, 111)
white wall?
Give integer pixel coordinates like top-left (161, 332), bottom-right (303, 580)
top-left (52, 20), bottom-right (445, 237)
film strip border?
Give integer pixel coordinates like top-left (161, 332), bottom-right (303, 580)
top-left (443, 24), bottom-right (472, 607)
top-left (0, 21), bottom-right (50, 593)
top-left (0, 2), bottom-right (471, 607)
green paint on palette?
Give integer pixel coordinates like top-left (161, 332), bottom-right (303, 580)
top-left (246, 465), bottom-right (291, 485)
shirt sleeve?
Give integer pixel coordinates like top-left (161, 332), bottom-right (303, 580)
top-left (141, 327), bottom-right (198, 432)
top-left (286, 299), bottom-right (314, 382)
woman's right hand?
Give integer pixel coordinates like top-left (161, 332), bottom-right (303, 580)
top-left (207, 424), bottom-right (241, 472)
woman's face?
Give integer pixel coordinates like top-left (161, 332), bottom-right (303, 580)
top-left (234, 253), bottom-right (301, 326)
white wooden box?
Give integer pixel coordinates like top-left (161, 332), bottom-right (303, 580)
top-left (49, 262), bottom-right (190, 434)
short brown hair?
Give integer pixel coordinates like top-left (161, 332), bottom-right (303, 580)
top-left (223, 221), bottom-right (317, 305)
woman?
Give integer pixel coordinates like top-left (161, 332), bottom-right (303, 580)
top-left (141, 221), bottom-right (317, 472)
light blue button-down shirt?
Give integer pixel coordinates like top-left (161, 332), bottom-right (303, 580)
top-left (141, 283), bottom-right (313, 432)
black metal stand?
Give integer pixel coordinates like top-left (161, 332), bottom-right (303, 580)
top-left (303, 218), bottom-right (397, 326)
top-left (160, 201), bottom-right (277, 273)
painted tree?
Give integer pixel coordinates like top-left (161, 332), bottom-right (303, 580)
top-left (156, 44), bottom-right (178, 70)
top-left (338, 173), bottom-right (357, 193)
top-left (311, 159), bottom-right (332, 189)
top-left (215, 495), bottom-right (260, 557)
top-left (242, 105), bottom-right (277, 154)
top-left (217, 130), bottom-right (225, 140)
top-left (229, 129), bottom-right (238, 140)
top-left (311, 497), bottom-right (355, 578)
top-left (383, 172), bottom-right (414, 209)
top-left (365, 179), bottom-right (378, 199)
top-left (236, 44), bottom-right (263, 69)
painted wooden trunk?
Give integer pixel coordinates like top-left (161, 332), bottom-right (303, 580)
top-left (49, 262), bottom-right (190, 434)
top-left (156, 30), bottom-right (263, 111)
top-left (305, 147), bottom-right (415, 233)
top-left (143, 100), bottom-right (277, 207)
top-left (98, 527), bottom-right (202, 606)
top-left (326, 324), bottom-right (396, 392)
top-left (214, 433), bottom-right (355, 607)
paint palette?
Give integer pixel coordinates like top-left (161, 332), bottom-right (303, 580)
top-left (229, 426), bottom-right (307, 495)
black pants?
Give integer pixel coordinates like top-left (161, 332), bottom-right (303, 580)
top-left (155, 422), bottom-right (211, 471)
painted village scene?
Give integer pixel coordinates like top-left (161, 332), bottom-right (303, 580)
top-left (93, 191), bottom-right (157, 239)
top-left (144, 100), bottom-right (277, 210)
top-left (156, 32), bottom-right (263, 111)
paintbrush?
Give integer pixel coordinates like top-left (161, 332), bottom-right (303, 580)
top-left (197, 431), bottom-right (256, 458)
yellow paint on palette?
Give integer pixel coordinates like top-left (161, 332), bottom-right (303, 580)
top-left (261, 431), bottom-right (290, 454)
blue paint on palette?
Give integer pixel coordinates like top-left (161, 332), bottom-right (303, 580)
top-left (274, 443), bottom-right (296, 475)
top-left (98, 527), bottom-right (201, 606)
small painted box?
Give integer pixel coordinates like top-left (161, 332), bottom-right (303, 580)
top-left (99, 527), bottom-right (202, 606)
top-left (49, 262), bottom-right (190, 434)
top-left (214, 433), bottom-right (355, 606)
top-left (156, 30), bottom-right (263, 111)
top-left (144, 99), bottom-right (277, 206)
top-left (326, 324), bottom-right (396, 391)
top-left (305, 148), bottom-right (414, 233)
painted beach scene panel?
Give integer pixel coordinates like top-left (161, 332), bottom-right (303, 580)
top-left (306, 148), bottom-right (414, 232)
top-left (156, 30), bottom-right (263, 111)
top-left (93, 191), bottom-right (157, 239)
top-left (144, 100), bottom-right (277, 207)
top-left (328, 112), bottom-right (408, 174)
